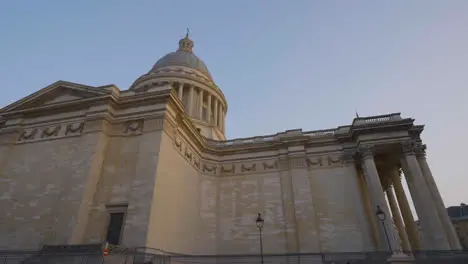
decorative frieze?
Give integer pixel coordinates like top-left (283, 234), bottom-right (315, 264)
top-left (124, 120), bottom-right (144, 134)
top-left (174, 138), bottom-right (182, 151)
top-left (19, 128), bottom-right (38, 141)
top-left (65, 122), bottom-right (84, 135)
top-left (327, 155), bottom-right (341, 166)
top-left (41, 125), bottom-right (61, 138)
top-left (306, 157), bottom-right (323, 168)
top-left (262, 161), bottom-right (278, 170)
top-left (17, 122), bottom-right (85, 143)
top-left (241, 163), bottom-right (256, 172)
top-left (221, 164), bottom-right (236, 175)
top-left (171, 136), bottom-right (360, 176)
top-left (184, 148), bottom-right (193, 161)
top-left (203, 164), bottom-right (217, 175)
top-left (193, 157), bottom-right (200, 169)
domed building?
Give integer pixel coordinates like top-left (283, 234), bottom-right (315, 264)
top-left (130, 32), bottom-right (227, 140)
top-left (0, 33), bottom-right (461, 259)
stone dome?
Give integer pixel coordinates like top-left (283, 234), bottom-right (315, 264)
top-left (149, 32), bottom-right (213, 81)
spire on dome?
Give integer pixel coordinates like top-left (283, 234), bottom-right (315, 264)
top-left (178, 28), bottom-right (194, 53)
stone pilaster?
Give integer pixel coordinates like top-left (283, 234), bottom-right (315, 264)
top-left (415, 144), bottom-right (462, 250)
top-left (287, 152), bottom-right (320, 253)
top-left (359, 145), bottom-right (400, 251)
top-left (69, 119), bottom-right (110, 244)
top-left (121, 130), bottom-right (163, 247)
top-left (390, 169), bottom-right (421, 250)
top-left (278, 157), bottom-right (299, 253)
top-left (401, 140), bottom-right (450, 250)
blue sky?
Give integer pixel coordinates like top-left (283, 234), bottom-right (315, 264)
top-left (1, 1), bottom-right (467, 209)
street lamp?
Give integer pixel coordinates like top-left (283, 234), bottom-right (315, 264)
top-left (376, 205), bottom-right (392, 251)
top-left (256, 213), bottom-right (264, 264)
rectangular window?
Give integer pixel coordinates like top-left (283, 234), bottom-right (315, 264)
top-left (106, 212), bottom-right (125, 245)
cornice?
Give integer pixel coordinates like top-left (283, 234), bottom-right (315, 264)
top-left (1, 81), bottom-right (114, 113)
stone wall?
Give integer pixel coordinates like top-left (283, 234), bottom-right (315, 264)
top-left (212, 159), bottom-right (375, 254)
top-left (0, 129), bottom-right (106, 249)
top-left (145, 131), bottom-right (202, 253)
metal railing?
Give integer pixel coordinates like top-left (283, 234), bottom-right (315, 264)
top-left (2, 249), bottom-right (468, 264)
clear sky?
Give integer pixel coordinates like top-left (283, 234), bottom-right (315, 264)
top-left (1, 1), bottom-right (467, 210)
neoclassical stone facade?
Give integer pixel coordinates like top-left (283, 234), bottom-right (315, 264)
top-left (0, 34), bottom-right (460, 254)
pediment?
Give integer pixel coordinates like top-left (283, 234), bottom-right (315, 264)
top-left (1, 81), bottom-right (113, 113)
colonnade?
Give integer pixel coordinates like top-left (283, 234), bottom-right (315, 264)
top-left (358, 140), bottom-right (461, 251)
top-left (175, 82), bottom-right (225, 132)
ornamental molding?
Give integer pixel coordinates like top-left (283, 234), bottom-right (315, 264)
top-left (306, 157), bottom-right (323, 168)
top-left (65, 122), bottom-right (84, 135)
top-left (262, 161), bottom-right (278, 170)
top-left (401, 140), bottom-right (417, 155)
top-left (172, 135), bottom-right (358, 176)
top-left (241, 163), bottom-right (257, 172)
top-left (41, 125), bottom-right (61, 138)
top-left (17, 121), bottom-right (85, 143)
top-left (358, 145), bottom-right (374, 160)
top-left (341, 149), bottom-right (357, 164)
top-left (414, 143), bottom-right (427, 158)
top-left (124, 120), bottom-right (144, 134)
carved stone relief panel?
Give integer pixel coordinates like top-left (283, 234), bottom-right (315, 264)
top-left (18, 128), bottom-right (38, 141)
top-left (65, 122), bottom-right (84, 135)
top-left (241, 163), bottom-right (256, 173)
top-left (262, 161), bottom-right (278, 170)
top-left (306, 153), bottom-right (346, 169)
top-left (220, 164), bottom-right (236, 175)
top-left (327, 155), bottom-right (341, 167)
top-left (306, 156), bottom-right (323, 168)
top-left (202, 163), bottom-right (218, 175)
top-left (184, 147), bottom-right (193, 162)
top-left (124, 120), bottom-right (144, 135)
top-left (41, 125), bottom-right (61, 138)
top-left (17, 121), bottom-right (85, 143)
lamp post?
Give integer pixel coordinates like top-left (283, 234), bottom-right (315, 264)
top-left (376, 205), bottom-right (392, 251)
top-left (256, 213), bottom-right (264, 264)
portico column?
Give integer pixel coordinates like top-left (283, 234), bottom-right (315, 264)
top-left (213, 99), bottom-right (218, 127)
top-left (178, 83), bottom-right (184, 100)
top-left (187, 85), bottom-right (194, 116)
top-left (385, 182), bottom-right (412, 252)
top-left (416, 144), bottom-right (461, 250)
top-left (391, 169), bottom-right (421, 250)
top-left (401, 140), bottom-right (450, 250)
top-left (198, 89), bottom-right (204, 119)
top-left (207, 94), bottom-right (212, 123)
top-left (359, 146), bottom-right (400, 251)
